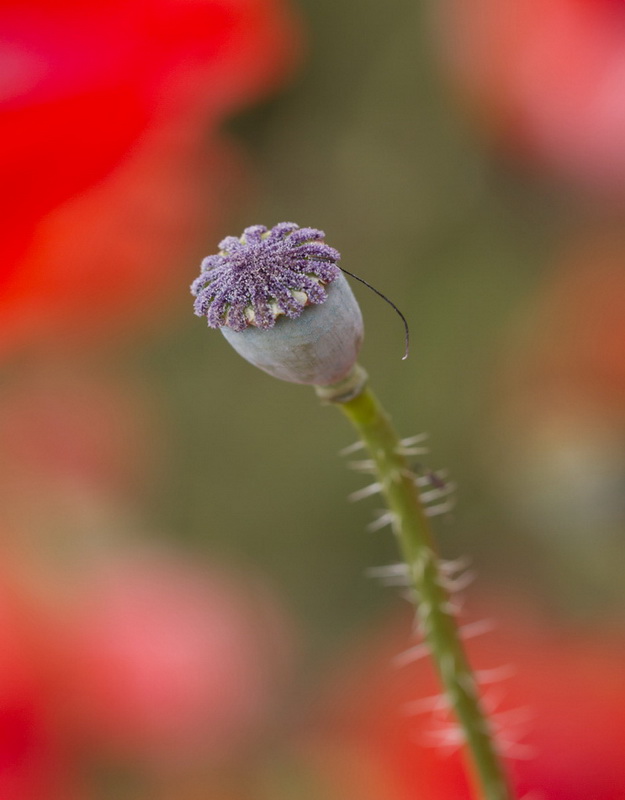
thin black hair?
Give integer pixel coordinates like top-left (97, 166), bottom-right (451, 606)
top-left (339, 267), bottom-right (410, 360)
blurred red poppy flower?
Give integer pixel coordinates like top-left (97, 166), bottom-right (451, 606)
top-left (0, 119), bottom-right (243, 352)
top-left (0, 565), bottom-right (86, 800)
top-left (63, 552), bottom-right (293, 766)
top-left (303, 596), bottom-right (625, 800)
top-left (436, 0), bottom-right (625, 195)
top-left (0, 540), bottom-right (294, 789)
top-left (0, 0), bottom-right (300, 352)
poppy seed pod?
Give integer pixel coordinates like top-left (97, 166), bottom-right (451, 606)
top-left (191, 223), bottom-right (365, 390)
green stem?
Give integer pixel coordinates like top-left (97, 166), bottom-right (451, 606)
top-left (320, 375), bottom-right (514, 800)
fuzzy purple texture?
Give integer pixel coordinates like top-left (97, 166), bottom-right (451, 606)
top-left (190, 223), bottom-right (341, 331)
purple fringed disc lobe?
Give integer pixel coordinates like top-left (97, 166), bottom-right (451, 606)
top-left (191, 223), bottom-right (341, 331)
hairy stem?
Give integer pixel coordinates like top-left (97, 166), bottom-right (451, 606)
top-left (320, 375), bottom-right (514, 800)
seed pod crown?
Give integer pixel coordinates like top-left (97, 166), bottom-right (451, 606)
top-left (191, 223), bottom-right (341, 331)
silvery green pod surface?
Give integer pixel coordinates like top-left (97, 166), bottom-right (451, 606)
top-left (221, 271), bottom-right (363, 385)
top-left (191, 223), bottom-right (364, 391)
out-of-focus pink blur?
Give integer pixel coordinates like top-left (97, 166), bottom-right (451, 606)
top-left (437, 0), bottom-right (625, 197)
top-left (0, 545), bottom-right (294, 798)
top-left (64, 552), bottom-right (292, 766)
top-left (0, 368), bottom-right (295, 798)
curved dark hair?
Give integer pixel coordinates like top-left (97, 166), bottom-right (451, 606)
top-left (339, 267), bottom-right (410, 360)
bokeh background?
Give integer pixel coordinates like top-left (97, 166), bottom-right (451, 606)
top-left (2, 0), bottom-right (625, 798)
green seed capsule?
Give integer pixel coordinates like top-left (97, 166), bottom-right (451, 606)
top-left (221, 272), bottom-right (364, 386)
